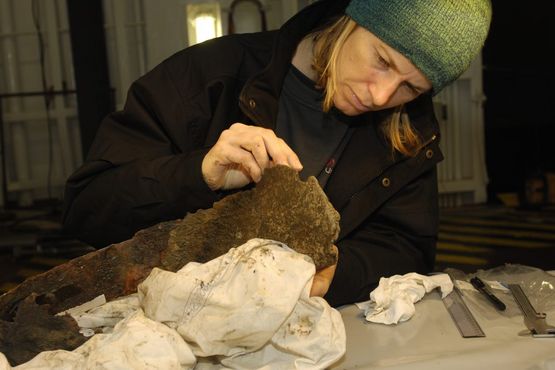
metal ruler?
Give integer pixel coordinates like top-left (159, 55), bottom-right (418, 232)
top-left (442, 282), bottom-right (485, 338)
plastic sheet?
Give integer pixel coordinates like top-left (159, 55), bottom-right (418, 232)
top-left (444, 264), bottom-right (555, 322)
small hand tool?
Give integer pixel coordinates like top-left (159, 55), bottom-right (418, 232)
top-left (470, 276), bottom-right (506, 311)
top-left (508, 284), bottom-right (555, 338)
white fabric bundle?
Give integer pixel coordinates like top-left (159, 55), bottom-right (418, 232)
top-left (356, 272), bottom-right (453, 325)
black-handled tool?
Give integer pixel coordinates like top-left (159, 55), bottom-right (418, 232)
top-left (470, 277), bottom-right (506, 311)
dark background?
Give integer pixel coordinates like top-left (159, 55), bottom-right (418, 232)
top-left (482, 1), bottom-right (555, 203)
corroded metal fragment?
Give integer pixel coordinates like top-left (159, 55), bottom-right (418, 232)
top-left (163, 165), bottom-right (340, 271)
top-left (0, 294), bottom-right (88, 365)
top-left (0, 220), bottom-right (177, 320)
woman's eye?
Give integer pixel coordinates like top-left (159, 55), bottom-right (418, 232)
top-left (404, 82), bottom-right (420, 95)
top-left (376, 53), bottom-right (389, 68)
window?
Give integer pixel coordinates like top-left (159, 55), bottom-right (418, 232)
top-left (186, 3), bottom-right (222, 46)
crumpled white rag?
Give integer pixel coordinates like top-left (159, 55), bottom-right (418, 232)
top-left (356, 272), bottom-right (453, 325)
top-left (139, 238), bottom-right (346, 369)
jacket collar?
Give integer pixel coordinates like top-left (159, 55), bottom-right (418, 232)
top-left (239, 0), bottom-right (351, 127)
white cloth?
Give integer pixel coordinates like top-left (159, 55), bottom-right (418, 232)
top-left (5, 238), bottom-right (345, 370)
top-left (356, 272), bottom-right (453, 325)
top-left (139, 238), bottom-right (346, 369)
top-left (70, 294), bottom-right (140, 333)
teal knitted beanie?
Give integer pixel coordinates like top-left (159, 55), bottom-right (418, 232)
top-left (345, 0), bottom-right (492, 94)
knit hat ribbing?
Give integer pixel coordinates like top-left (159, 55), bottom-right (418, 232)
top-left (345, 0), bottom-right (492, 94)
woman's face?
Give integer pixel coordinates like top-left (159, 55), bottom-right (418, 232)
top-left (334, 25), bottom-right (432, 116)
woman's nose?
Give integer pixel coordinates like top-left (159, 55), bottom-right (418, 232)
top-left (369, 76), bottom-right (398, 107)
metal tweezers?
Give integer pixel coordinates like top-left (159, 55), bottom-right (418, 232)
top-left (508, 284), bottom-right (555, 338)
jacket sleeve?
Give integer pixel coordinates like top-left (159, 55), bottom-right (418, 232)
top-left (325, 166), bottom-right (439, 307)
top-left (62, 55), bottom-right (222, 248)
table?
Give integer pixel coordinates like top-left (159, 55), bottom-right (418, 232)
top-left (331, 289), bottom-right (555, 369)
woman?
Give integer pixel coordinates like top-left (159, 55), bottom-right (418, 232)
top-left (63, 0), bottom-right (492, 306)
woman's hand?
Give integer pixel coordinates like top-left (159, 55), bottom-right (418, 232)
top-left (310, 245), bottom-right (338, 297)
top-left (202, 123), bottom-right (303, 191)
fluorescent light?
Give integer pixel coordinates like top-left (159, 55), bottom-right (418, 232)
top-left (194, 15), bottom-right (216, 44)
top-left (187, 3), bottom-right (222, 46)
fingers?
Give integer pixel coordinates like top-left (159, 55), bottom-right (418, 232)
top-left (222, 142), bottom-right (265, 182)
top-left (310, 262), bottom-right (337, 297)
top-left (231, 123), bottom-right (301, 170)
top-left (240, 135), bottom-right (270, 174)
top-left (262, 135), bottom-right (302, 170)
top-left (202, 123), bottom-right (303, 191)
top-left (310, 246), bottom-right (338, 297)
top-left (202, 142), bottom-right (257, 191)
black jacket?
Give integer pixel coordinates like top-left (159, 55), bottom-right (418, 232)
top-left (63, 0), bottom-right (443, 306)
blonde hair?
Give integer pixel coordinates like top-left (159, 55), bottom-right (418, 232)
top-left (311, 16), bottom-right (422, 157)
